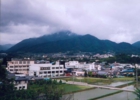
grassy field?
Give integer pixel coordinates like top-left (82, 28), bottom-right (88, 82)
top-left (28, 83), bottom-right (91, 94)
top-left (28, 77), bottom-right (134, 95)
top-left (62, 84), bottom-right (91, 93)
top-left (60, 77), bottom-right (134, 84)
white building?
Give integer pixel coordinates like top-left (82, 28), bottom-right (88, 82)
top-left (14, 77), bottom-right (28, 90)
top-left (65, 61), bottom-right (101, 71)
top-left (65, 61), bottom-right (80, 68)
top-left (7, 59), bottom-right (35, 75)
top-left (29, 63), bottom-right (65, 78)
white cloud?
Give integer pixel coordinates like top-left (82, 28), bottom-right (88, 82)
top-left (1, 0), bottom-right (140, 44)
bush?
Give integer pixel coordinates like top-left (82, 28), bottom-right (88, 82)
top-left (59, 80), bottom-right (62, 84)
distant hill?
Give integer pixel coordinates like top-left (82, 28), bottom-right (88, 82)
top-left (0, 44), bottom-right (14, 51)
top-left (7, 31), bottom-right (140, 54)
top-left (7, 30), bottom-right (79, 52)
top-left (132, 41), bottom-right (140, 48)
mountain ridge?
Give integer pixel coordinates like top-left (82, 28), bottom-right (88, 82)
top-left (7, 31), bottom-right (140, 54)
top-left (132, 41), bottom-right (140, 48)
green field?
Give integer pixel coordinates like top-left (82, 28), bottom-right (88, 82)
top-left (28, 77), bottom-right (134, 95)
top-left (28, 83), bottom-right (91, 94)
top-left (60, 77), bottom-right (134, 84)
top-left (62, 84), bottom-right (91, 93)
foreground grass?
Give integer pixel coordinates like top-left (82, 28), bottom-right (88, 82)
top-left (62, 84), bottom-right (91, 93)
top-left (28, 83), bottom-right (91, 94)
top-left (60, 77), bottom-right (134, 84)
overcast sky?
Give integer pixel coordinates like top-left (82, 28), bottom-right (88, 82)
top-left (1, 0), bottom-right (140, 45)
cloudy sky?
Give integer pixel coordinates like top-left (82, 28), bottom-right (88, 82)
top-left (1, 0), bottom-right (140, 45)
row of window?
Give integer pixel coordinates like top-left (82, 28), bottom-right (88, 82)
top-left (40, 67), bottom-right (50, 70)
top-left (39, 71), bottom-right (63, 74)
top-left (15, 81), bottom-right (28, 84)
top-left (10, 66), bottom-right (29, 68)
top-left (15, 86), bottom-right (26, 90)
top-left (10, 61), bottom-right (30, 64)
top-left (40, 67), bottom-right (63, 70)
top-left (10, 69), bottom-right (29, 71)
top-left (52, 67), bottom-right (63, 69)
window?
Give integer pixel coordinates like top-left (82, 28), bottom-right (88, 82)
top-left (19, 61), bottom-right (22, 64)
top-left (52, 67), bottom-right (55, 69)
top-left (10, 69), bottom-right (13, 71)
top-left (27, 61), bottom-right (30, 64)
top-left (15, 61), bottom-right (18, 64)
top-left (39, 72), bottom-right (43, 74)
top-left (52, 71), bottom-right (55, 73)
top-left (15, 87), bottom-right (17, 90)
top-left (56, 71), bottom-right (59, 73)
top-left (17, 81), bottom-right (21, 84)
top-left (19, 87), bottom-right (22, 89)
top-left (40, 67), bottom-right (50, 70)
top-left (56, 67), bottom-right (59, 69)
top-left (60, 71), bottom-right (62, 73)
top-left (10, 66), bottom-right (13, 68)
top-left (15, 66), bottom-right (18, 68)
top-left (23, 61), bottom-right (26, 64)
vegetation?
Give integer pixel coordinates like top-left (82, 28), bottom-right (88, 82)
top-left (61, 77), bottom-right (134, 85)
top-left (0, 78), bottom-right (70, 100)
top-left (7, 31), bottom-right (140, 54)
top-left (133, 41), bottom-right (140, 48)
top-left (100, 54), bottom-right (140, 63)
top-left (28, 80), bottom-right (90, 94)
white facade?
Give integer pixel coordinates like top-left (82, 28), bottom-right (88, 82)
top-left (29, 63), bottom-right (65, 77)
top-left (65, 61), bottom-right (101, 71)
top-left (7, 59), bottom-right (34, 75)
top-left (14, 79), bottom-right (28, 90)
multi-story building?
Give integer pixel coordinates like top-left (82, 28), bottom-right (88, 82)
top-left (29, 62), bottom-right (65, 78)
top-left (7, 59), bottom-right (34, 75)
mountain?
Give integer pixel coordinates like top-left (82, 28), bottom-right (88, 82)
top-left (7, 30), bottom-right (79, 52)
top-left (0, 44), bottom-right (14, 51)
top-left (132, 41), bottom-right (140, 48)
top-left (7, 31), bottom-right (140, 54)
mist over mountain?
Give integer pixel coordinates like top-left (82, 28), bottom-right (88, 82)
top-left (0, 44), bottom-right (14, 51)
top-left (7, 31), bottom-right (140, 54)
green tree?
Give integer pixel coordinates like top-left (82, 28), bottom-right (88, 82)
top-left (0, 62), bottom-right (6, 81)
top-left (88, 71), bottom-right (92, 77)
